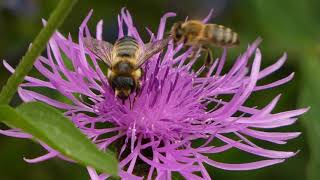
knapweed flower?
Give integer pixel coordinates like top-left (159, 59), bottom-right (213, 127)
top-left (1, 9), bottom-right (308, 180)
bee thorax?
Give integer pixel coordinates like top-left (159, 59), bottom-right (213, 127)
top-left (114, 62), bottom-right (134, 74)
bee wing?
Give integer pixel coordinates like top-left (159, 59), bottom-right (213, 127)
top-left (136, 37), bottom-right (171, 67)
top-left (83, 37), bottom-right (113, 67)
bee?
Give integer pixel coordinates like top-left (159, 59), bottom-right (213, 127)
top-left (84, 36), bottom-right (170, 102)
top-left (170, 20), bottom-right (239, 65)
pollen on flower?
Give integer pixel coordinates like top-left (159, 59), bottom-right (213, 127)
top-left (0, 8), bottom-right (308, 180)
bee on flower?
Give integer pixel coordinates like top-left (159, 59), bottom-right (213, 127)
top-left (0, 8), bottom-right (308, 180)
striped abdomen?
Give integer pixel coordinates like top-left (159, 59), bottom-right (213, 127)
top-left (114, 36), bottom-right (139, 57)
top-left (204, 24), bottom-right (239, 47)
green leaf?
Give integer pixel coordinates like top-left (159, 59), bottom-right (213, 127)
top-left (298, 54), bottom-right (320, 180)
top-left (0, 102), bottom-right (118, 177)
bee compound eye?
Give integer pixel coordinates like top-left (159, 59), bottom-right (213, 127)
top-left (176, 31), bottom-right (183, 39)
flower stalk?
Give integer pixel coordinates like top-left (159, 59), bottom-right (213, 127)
top-left (0, 0), bottom-right (78, 104)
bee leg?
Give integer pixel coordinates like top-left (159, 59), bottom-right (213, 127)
top-left (133, 82), bottom-right (142, 107)
top-left (203, 46), bottom-right (213, 67)
top-left (128, 96), bottom-right (133, 110)
top-left (133, 94), bottom-right (138, 107)
top-left (188, 46), bottom-right (200, 59)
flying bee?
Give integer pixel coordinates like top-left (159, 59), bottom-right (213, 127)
top-left (84, 36), bottom-right (170, 102)
top-left (170, 20), bottom-right (239, 66)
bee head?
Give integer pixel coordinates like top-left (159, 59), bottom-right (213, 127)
top-left (115, 89), bottom-right (132, 100)
top-left (111, 76), bottom-right (136, 100)
top-left (171, 22), bottom-right (184, 44)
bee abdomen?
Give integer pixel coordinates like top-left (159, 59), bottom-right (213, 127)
top-left (205, 24), bottom-right (239, 47)
top-left (114, 36), bottom-right (139, 57)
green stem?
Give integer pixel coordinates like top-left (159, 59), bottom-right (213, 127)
top-left (0, 0), bottom-right (78, 104)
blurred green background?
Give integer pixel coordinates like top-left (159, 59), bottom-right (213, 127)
top-left (0, 0), bottom-right (319, 179)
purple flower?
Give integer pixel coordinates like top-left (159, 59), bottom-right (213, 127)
top-left (1, 9), bottom-right (308, 180)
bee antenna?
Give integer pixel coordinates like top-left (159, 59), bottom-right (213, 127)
top-left (184, 16), bottom-right (189, 22)
top-left (165, 31), bottom-right (171, 36)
